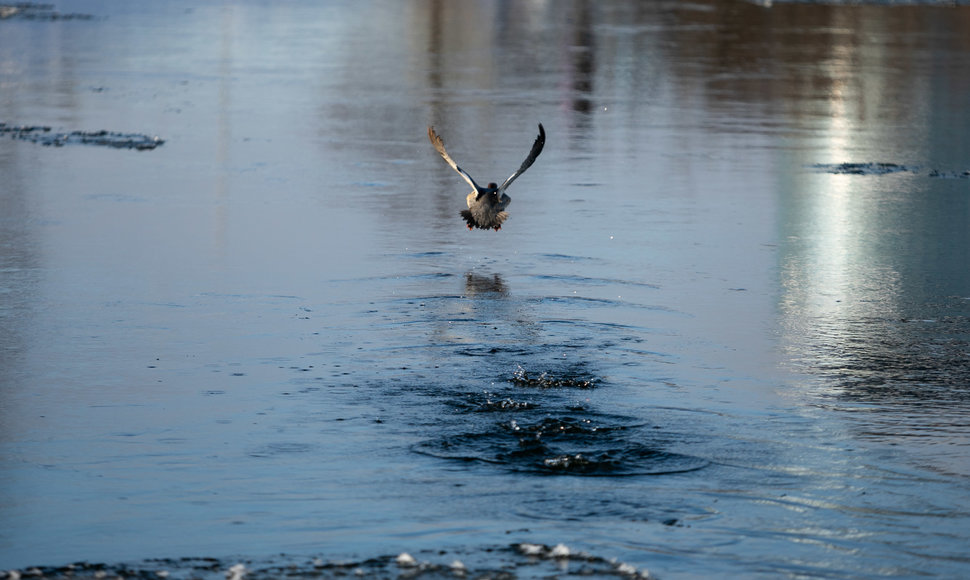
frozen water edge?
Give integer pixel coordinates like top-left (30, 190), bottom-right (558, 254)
top-left (747, 0), bottom-right (970, 5)
top-left (0, 543), bottom-right (653, 580)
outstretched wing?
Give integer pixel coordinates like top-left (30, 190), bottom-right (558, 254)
top-left (428, 126), bottom-right (482, 192)
top-left (498, 123), bottom-right (545, 193)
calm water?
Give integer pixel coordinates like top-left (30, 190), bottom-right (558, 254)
top-left (2, 1), bottom-right (970, 578)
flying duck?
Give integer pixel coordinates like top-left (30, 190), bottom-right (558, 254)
top-left (428, 123), bottom-right (545, 231)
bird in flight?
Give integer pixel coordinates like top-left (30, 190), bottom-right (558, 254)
top-left (428, 123), bottom-right (545, 231)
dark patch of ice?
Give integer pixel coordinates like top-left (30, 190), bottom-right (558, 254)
top-left (811, 162), bottom-right (970, 178)
top-left (0, 123), bottom-right (164, 150)
top-left (927, 169), bottom-right (970, 179)
top-left (0, 3), bottom-right (93, 20)
top-left (811, 162), bottom-right (917, 175)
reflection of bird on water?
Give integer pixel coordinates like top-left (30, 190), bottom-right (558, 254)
top-left (428, 123), bottom-right (545, 231)
top-left (464, 272), bottom-right (508, 298)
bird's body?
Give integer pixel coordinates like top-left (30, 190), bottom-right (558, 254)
top-left (461, 183), bottom-right (510, 231)
top-left (428, 123), bottom-right (545, 231)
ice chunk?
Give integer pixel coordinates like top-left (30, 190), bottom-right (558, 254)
top-left (225, 563), bottom-right (246, 580)
top-left (395, 552), bottom-right (417, 567)
top-left (518, 543), bottom-right (545, 556)
top-left (550, 543), bottom-right (571, 557)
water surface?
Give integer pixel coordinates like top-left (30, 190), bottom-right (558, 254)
top-left (1, 1), bottom-right (969, 578)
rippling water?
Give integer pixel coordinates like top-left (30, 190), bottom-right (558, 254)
top-left (2, 1), bottom-right (969, 578)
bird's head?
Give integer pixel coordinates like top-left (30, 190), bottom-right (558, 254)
top-left (476, 183), bottom-right (502, 203)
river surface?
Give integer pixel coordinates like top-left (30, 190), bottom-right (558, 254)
top-left (2, 1), bottom-right (969, 578)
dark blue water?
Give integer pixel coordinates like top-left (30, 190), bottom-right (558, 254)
top-left (2, 1), bottom-right (969, 578)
